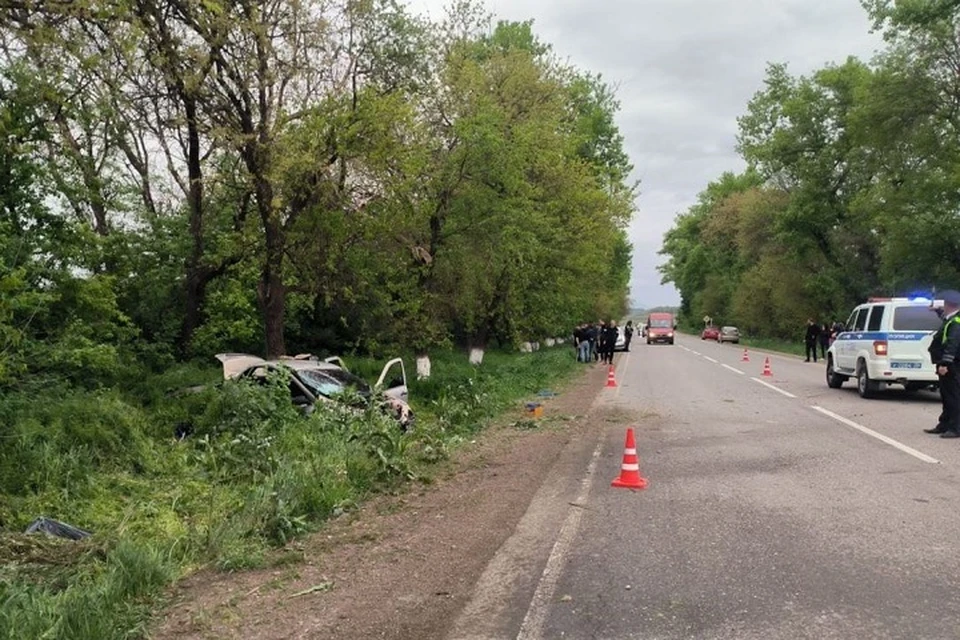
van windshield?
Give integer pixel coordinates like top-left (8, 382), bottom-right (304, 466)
top-left (649, 318), bottom-right (672, 328)
top-left (892, 306), bottom-right (941, 331)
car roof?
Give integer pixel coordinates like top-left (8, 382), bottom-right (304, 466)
top-left (216, 353), bottom-right (344, 380)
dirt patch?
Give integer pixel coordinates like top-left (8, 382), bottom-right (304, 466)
top-left (153, 362), bottom-right (610, 640)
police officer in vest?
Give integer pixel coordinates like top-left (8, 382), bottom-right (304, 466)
top-left (925, 290), bottom-right (960, 438)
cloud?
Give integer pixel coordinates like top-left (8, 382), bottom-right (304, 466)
top-left (403, 0), bottom-right (884, 308)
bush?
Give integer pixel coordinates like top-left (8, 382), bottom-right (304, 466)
top-left (0, 345), bottom-right (579, 638)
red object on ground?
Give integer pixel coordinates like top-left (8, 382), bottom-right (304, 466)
top-left (762, 357), bottom-right (773, 377)
top-left (611, 428), bottom-right (648, 490)
top-left (606, 365), bottom-right (618, 388)
top-left (742, 349), bottom-right (750, 362)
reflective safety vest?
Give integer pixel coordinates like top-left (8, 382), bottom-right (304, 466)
top-left (943, 315), bottom-right (960, 344)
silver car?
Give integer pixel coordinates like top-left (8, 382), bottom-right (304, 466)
top-left (718, 326), bottom-right (740, 344)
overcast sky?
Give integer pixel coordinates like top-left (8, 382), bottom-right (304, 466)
top-left (403, 0), bottom-right (884, 308)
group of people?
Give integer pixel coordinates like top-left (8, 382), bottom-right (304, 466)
top-left (572, 320), bottom-right (635, 365)
top-left (803, 319), bottom-right (847, 363)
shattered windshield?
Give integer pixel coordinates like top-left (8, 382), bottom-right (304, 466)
top-left (298, 368), bottom-right (371, 399)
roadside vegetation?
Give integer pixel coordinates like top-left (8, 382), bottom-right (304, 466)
top-left (0, 347), bottom-right (580, 639)
top-left (659, 2), bottom-right (960, 341)
top-left (0, 0), bottom-right (634, 637)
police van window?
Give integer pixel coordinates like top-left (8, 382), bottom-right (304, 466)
top-left (846, 309), bottom-right (859, 330)
top-left (893, 306), bottom-right (942, 331)
top-left (853, 307), bottom-right (869, 331)
top-left (867, 305), bottom-right (884, 332)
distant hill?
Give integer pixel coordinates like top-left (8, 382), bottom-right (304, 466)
top-left (628, 305), bottom-right (679, 318)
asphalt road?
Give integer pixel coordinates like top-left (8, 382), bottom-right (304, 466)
top-left (447, 333), bottom-right (960, 640)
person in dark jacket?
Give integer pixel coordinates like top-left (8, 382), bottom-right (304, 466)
top-left (804, 319), bottom-right (820, 362)
top-left (624, 321), bottom-right (634, 352)
top-left (818, 323), bottom-right (830, 359)
top-left (601, 320), bottom-right (619, 364)
top-left (925, 290), bottom-right (960, 438)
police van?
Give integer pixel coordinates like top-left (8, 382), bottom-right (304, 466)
top-left (826, 297), bottom-right (943, 398)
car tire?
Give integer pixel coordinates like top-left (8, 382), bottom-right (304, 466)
top-left (826, 356), bottom-right (845, 389)
top-left (856, 360), bottom-right (879, 398)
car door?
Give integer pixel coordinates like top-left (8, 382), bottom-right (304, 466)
top-left (837, 307), bottom-right (867, 370)
top-left (376, 358), bottom-right (408, 401)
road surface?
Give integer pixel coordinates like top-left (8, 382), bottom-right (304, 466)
top-left (447, 333), bottom-right (960, 640)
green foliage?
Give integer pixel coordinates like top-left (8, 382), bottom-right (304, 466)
top-left (661, 8), bottom-right (960, 339)
top-left (0, 344), bottom-right (578, 638)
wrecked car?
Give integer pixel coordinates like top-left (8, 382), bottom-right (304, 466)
top-left (215, 353), bottom-right (415, 430)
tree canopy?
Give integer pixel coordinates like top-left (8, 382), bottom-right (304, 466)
top-left (0, 0), bottom-right (635, 383)
top-left (659, 1), bottom-right (960, 338)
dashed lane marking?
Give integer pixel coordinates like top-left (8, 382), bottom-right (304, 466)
top-left (811, 406), bottom-right (940, 465)
top-left (750, 377), bottom-right (797, 398)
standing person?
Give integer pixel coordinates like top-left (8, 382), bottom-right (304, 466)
top-left (925, 291), bottom-right (960, 438)
top-left (818, 322), bottom-right (830, 359)
top-left (624, 320), bottom-right (634, 352)
top-left (804, 319), bottom-right (820, 363)
top-left (577, 325), bottom-right (591, 363)
top-left (593, 320), bottom-right (605, 362)
top-left (602, 320), bottom-right (619, 364)
top-left (586, 322), bottom-right (598, 363)
top-left (829, 320), bottom-right (844, 346)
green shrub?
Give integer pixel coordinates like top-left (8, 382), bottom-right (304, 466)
top-left (0, 345), bottom-right (579, 638)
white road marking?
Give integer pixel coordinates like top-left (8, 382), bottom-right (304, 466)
top-left (515, 434), bottom-right (605, 640)
top-left (704, 356), bottom-right (718, 364)
top-left (722, 364), bottom-right (745, 375)
top-left (614, 351), bottom-right (631, 397)
top-left (811, 406), bottom-right (940, 465)
top-left (750, 377), bottom-right (797, 398)
top-left (692, 351), bottom-right (702, 356)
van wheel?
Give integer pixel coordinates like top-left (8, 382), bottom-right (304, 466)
top-left (826, 356), bottom-right (845, 389)
top-left (856, 360), bottom-right (879, 398)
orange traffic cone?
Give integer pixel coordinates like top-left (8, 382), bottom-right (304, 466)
top-left (611, 428), bottom-right (647, 490)
top-left (762, 357), bottom-right (773, 377)
top-left (741, 348), bottom-right (750, 363)
top-left (605, 365), bottom-right (618, 388)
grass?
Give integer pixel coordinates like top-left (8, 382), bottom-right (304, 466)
top-left (680, 326), bottom-right (808, 358)
top-left (0, 346), bottom-right (580, 639)
top-left (738, 336), bottom-right (807, 358)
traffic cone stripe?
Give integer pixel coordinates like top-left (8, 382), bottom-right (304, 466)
top-left (611, 427), bottom-right (648, 490)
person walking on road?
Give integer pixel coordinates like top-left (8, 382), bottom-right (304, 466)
top-left (925, 290), bottom-right (960, 438)
top-left (624, 320), bottom-right (634, 352)
top-left (804, 319), bottom-right (820, 363)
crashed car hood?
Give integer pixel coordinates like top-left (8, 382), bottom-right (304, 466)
top-left (215, 353), bottom-right (267, 380)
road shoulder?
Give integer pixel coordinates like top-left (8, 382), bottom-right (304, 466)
top-left (152, 361), bottom-right (612, 640)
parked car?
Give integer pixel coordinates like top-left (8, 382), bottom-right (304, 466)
top-left (215, 353), bottom-right (415, 429)
top-left (701, 326), bottom-right (720, 341)
top-left (719, 326), bottom-right (740, 344)
top-left (615, 327), bottom-right (627, 351)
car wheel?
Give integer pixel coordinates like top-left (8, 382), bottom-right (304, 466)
top-left (856, 360), bottom-right (878, 398)
top-left (826, 356), bottom-right (845, 389)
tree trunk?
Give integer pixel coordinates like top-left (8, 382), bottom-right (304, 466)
top-left (258, 191), bottom-right (286, 359)
top-left (178, 96), bottom-right (206, 355)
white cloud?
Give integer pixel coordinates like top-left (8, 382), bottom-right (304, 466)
top-left (403, 0), bottom-right (884, 308)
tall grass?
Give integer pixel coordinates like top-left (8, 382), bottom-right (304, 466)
top-left (0, 345), bottom-right (579, 639)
